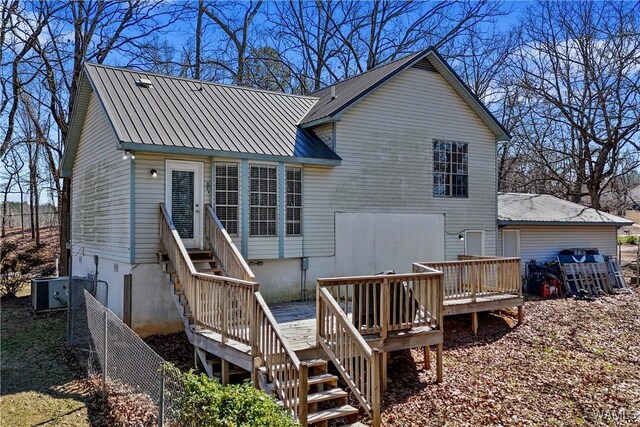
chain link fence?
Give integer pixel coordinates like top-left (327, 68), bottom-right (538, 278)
top-left (68, 282), bottom-right (184, 426)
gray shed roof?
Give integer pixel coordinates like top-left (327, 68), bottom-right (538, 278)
top-left (61, 63), bottom-right (340, 176)
top-left (498, 193), bottom-right (634, 226)
top-left (300, 47), bottom-right (511, 142)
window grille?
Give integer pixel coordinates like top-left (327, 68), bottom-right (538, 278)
top-left (250, 165), bottom-right (277, 236)
top-left (286, 168), bottom-right (302, 236)
top-left (214, 163), bottom-right (239, 234)
top-left (433, 140), bottom-right (468, 197)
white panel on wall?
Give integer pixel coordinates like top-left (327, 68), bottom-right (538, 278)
top-left (335, 212), bottom-right (445, 276)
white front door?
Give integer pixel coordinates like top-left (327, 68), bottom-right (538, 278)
top-left (465, 230), bottom-right (485, 256)
top-left (165, 160), bottom-right (204, 248)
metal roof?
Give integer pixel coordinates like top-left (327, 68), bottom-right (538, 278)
top-left (65, 63), bottom-right (340, 171)
top-left (300, 47), bottom-right (511, 142)
top-left (498, 193), bottom-right (634, 226)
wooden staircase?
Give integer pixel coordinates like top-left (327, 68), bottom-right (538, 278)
top-left (158, 204), bottom-right (358, 426)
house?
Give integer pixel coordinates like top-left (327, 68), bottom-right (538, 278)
top-left (60, 47), bottom-right (510, 337)
top-left (498, 192), bottom-right (634, 273)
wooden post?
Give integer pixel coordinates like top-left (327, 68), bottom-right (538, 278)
top-left (423, 346), bottom-right (431, 370)
top-left (299, 363), bottom-right (309, 427)
top-left (371, 349), bottom-right (382, 427)
top-left (381, 353), bottom-right (388, 392)
top-left (158, 366), bottom-right (165, 427)
top-left (517, 306), bottom-right (524, 324)
top-left (250, 295), bottom-right (260, 387)
top-left (315, 284), bottom-right (321, 348)
top-left (221, 359), bottom-right (230, 385)
top-left (381, 279), bottom-right (389, 339)
top-left (471, 312), bottom-right (478, 336)
top-left (436, 343), bottom-right (443, 383)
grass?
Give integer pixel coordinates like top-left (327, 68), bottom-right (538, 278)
top-left (0, 287), bottom-right (91, 427)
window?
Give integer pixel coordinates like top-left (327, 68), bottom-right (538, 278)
top-left (214, 163), bottom-right (239, 234)
top-left (433, 140), bottom-right (468, 197)
top-left (250, 165), bottom-right (277, 236)
top-left (286, 167), bottom-right (302, 235)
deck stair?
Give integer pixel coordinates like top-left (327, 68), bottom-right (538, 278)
top-left (158, 203), bottom-right (357, 426)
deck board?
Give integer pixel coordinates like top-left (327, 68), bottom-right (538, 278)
top-left (269, 293), bottom-right (523, 352)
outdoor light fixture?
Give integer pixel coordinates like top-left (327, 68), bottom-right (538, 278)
top-left (122, 150), bottom-right (135, 160)
top-left (458, 234), bottom-right (465, 241)
top-left (150, 169), bottom-right (157, 178)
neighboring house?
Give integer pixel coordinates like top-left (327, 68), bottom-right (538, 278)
top-left (628, 185), bottom-right (640, 211)
top-left (61, 47), bottom-right (509, 335)
top-left (498, 193), bottom-right (634, 273)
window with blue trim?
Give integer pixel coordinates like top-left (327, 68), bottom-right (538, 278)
top-left (249, 165), bottom-right (277, 236)
top-left (286, 167), bottom-right (302, 236)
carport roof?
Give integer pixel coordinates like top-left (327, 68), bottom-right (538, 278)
top-left (498, 193), bottom-right (634, 227)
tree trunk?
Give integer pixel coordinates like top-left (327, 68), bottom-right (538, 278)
top-left (58, 178), bottom-right (70, 276)
top-left (1, 179), bottom-right (10, 238)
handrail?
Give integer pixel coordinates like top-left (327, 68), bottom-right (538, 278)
top-left (204, 204), bottom-right (255, 281)
top-left (160, 203), bottom-right (309, 425)
top-left (317, 287), bottom-right (380, 426)
top-left (254, 292), bottom-right (308, 423)
top-left (413, 257), bottom-right (522, 301)
top-left (159, 204), bottom-right (258, 344)
top-left (317, 272), bottom-right (444, 335)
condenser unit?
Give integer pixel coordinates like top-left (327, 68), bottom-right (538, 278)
top-left (31, 277), bottom-right (69, 313)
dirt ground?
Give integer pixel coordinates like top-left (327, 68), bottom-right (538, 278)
top-left (375, 291), bottom-right (640, 426)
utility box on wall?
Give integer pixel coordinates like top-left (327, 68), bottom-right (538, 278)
top-left (31, 277), bottom-right (69, 312)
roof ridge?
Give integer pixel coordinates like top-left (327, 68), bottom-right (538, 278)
top-left (84, 62), bottom-right (319, 101)
top-left (309, 48), bottom-right (430, 95)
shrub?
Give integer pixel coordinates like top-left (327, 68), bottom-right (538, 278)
top-left (175, 368), bottom-right (297, 427)
top-left (618, 235), bottom-right (639, 245)
top-left (0, 262), bottom-right (28, 298)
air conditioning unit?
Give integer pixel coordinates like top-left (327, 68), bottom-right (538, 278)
top-left (31, 277), bottom-right (69, 313)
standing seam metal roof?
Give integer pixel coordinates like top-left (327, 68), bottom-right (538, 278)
top-left (498, 193), bottom-right (634, 226)
top-left (82, 63), bottom-right (340, 162)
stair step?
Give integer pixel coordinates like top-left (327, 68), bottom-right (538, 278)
top-left (264, 373), bottom-right (338, 391)
top-left (301, 359), bottom-right (328, 368)
top-left (277, 388), bottom-right (347, 406)
top-left (197, 268), bottom-right (224, 274)
top-left (307, 405), bottom-right (359, 424)
top-left (213, 368), bottom-right (248, 378)
top-left (186, 249), bottom-right (212, 254)
top-left (191, 258), bottom-right (217, 264)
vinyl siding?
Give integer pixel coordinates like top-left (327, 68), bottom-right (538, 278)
top-left (304, 67), bottom-right (498, 260)
top-left (499, 225), bottom-right (618, 273)
top-left (71, 92), bottom-right (130, 262)
top-left (134, 154), bottom-right (211, 263)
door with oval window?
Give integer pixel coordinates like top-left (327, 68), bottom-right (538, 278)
top-left (165, 160), bottom-right (204, 248)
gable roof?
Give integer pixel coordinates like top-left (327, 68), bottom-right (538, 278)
top-left (61, 64), bottom-right (340, 176)
top-left (300, 47), bottom-right (511, 142)
top-left (498, 193), bottom-right (634, 227)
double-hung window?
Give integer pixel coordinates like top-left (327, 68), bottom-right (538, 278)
top-left (433, 140), bottom-right (468, 197)
top-left (250, 165), bottom-right (277, 236)
top-left (286, 167), bottom-right (302, 236)
top-left (214, 163), bottom-right (239, 234)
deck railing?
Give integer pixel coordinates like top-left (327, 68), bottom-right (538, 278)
top-left (413, 256), bottom-right (522, 301)
top-left (204, 204), bottom-right (255, 282)
top-left (159, 204), bottom-right (257, 343)
top-left (317, 272), bottom-right (444, 336)
top-left (160, 204), bottom-right (309, 425)
top-left (254, 292), bottom-right (308, 424)
top-left (317, 287), bottom-right (381, 427)
top-left (316, 271), bottom-right (443, 427)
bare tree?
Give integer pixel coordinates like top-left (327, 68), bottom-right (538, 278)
top-left (508, 0), bottom-right (640, 209)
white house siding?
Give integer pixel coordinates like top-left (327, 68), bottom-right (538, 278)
top-left (134, 153), bottom-right (212, 263)
top-left (304, 66), bottom-right (498, 262)
top-left (71, 92), bottom-right (131, 262)
top-left (499, 225), bottom-right (618, 274)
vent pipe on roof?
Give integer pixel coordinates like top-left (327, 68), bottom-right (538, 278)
top-left (331, 86), bottom-right (336, 100)
top-left (136, 78), bottom-right (153, 89)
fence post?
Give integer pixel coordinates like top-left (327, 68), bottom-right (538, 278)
top-left (102, 307), bottom-right (108, 398)
top-left (158, 365), bottom-right (165, 427)
top-left (67, 281), bottom-right (73, 344)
